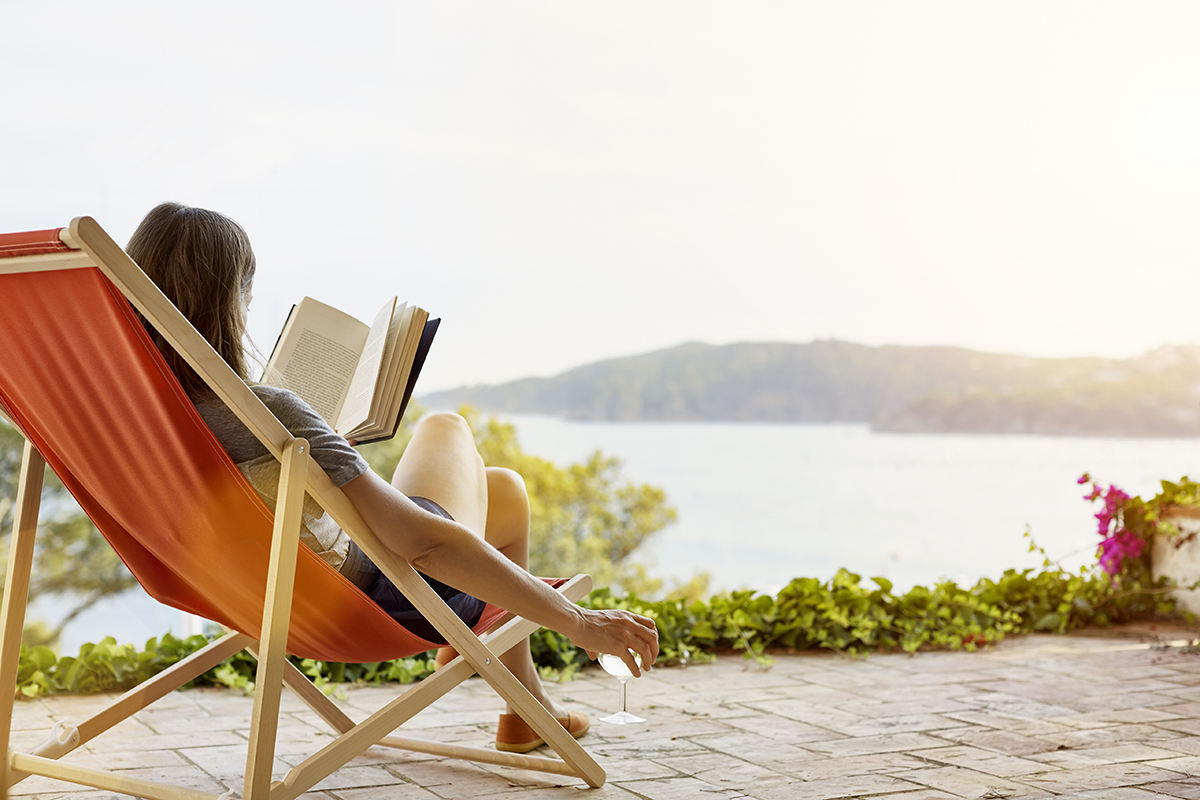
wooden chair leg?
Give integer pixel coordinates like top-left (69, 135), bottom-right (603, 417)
top-left (0, 442), bottom-right (45, 799)
top-left (7, 632), bottom-right (252, 787)
top-left (257, 574), bottom-right (602, 798)
top-left (243, 438), bottom-right (310, 800)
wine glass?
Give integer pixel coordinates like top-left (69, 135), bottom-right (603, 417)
top-left (598, 651), bottom-right (646, 724)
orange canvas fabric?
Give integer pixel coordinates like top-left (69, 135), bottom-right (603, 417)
top-left (0, 263), bottom-right (530, 662)
top-left (0, 228), bottom-right (70, 257)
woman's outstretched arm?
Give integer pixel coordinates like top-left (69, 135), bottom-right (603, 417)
top-left (342, 469), bottom-right (659, 675)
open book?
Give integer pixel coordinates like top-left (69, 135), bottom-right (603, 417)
top-left (261, 296), bottom-right (438, 445)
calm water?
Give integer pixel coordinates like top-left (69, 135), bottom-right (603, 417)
top-left (497, 417), bottom-right (1200, 595)
top-left (46, 420), bottom-right (1200, 653)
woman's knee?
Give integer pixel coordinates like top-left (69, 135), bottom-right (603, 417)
top-left (416, 411), bottom-right (474, 441)
top-left (485, 467), bottom-right (530, 561)
top-left (486, 467), bottom-right (529, 517)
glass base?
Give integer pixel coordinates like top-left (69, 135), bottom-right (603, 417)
top-left (600, 710), bottom-right (646, 725)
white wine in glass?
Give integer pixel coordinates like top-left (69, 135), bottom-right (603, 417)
top-left (598, 652), bottom-right (646, 724)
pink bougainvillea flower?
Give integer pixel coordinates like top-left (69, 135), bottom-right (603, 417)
top-left (1097, 528), bottom-right (1144, 575)
top-left (1078, 473), bottom-right (1091, 485)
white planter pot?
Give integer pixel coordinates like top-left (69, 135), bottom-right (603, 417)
top-left (1152, 506), bottom-right (1200, 614)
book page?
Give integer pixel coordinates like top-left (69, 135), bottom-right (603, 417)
top-left (379, 305), bottom-right (423, 420)
top-left (344, 308), bottom-right (436, 444)
top-left (336, 297), bottom-right (397, 434)
top-left (261, 297), bottom-right (369, 425)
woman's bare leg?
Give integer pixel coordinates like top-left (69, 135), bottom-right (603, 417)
top-left (390, 412), bottom-right (488, 535)
top-left (390, 413), bottom-right (565, 716)
top-left (484, 466), bottom-right (566, 716)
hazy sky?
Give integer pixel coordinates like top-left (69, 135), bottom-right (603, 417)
top-left (4, 2), bottom-right (1200, 391)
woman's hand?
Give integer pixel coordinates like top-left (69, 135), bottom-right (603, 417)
top-left (566, 607), bottom-right (660, 677)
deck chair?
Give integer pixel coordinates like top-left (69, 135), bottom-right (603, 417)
top-left (0, 217), bottom-right (606, 799)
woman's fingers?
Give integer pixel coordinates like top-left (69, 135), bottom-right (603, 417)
top-left (578, 609), bottom-right (659, 677)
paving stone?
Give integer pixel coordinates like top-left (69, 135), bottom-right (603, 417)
top-left (1017, 762), bottom-right (1186, 793)
top-left (1035, 723), bottom-right (1185, 750)
top-left (476, 786), bottom-right (643, 800)
top-left (1046, 707), bottom-right (1184, 728)
top-left (1157, 719), bottom-right (1200, 736)
top-left (176, 742), bottom-right (292, 783)
top-left (389, 760), bottom-right (532, 798)
top-left (768, 752), bottom-right (933, 781)
top-left (935, 727), bottom-right (1060, 756)
top-left (911, 744), bottom-right (1057, 777)
top-left (599, 758), bottom-right (680, 781)
top-left (1030, 743), bottom-right (1183, 766)
top-left (1162, 675), bottom-right (1200, 687)
top-left (836, 714), bottom-right (967, 737)
top-left (854, 683), bottom-right (987, 703)
top-left (767, 683), bottom-right (876, 706)
top-left (753, 773), bottom-right (918, 800)
top-left (1147, 777), bottom-right (1200, 799)
top-left (336, 786), bottom-right (443, 800)
top-left (967, 692), bottom-right (1084, 719)
top-left (1156, 736), bottom-right (1200, 757)
top-left (1066, 789), bottom-right (1175, 799)
top-left (589, 736), bottom-right (710, 761)
top-left (656, 753), bottom-right (795, 789)
top-left (790, 664), bottom-right (907, 690)
top-left (1162, 703), bottom-right (1200, 719)
top-left (969, 679), bottom-right (1100, 705)
top-left (66, 747), bottom-right (191, 772)
top-left (685, 731), bottom-right (818, 765)
top-left (1148, 756), bottom-right (1200, 776)
top-left (941, 709), bottom-right (1073, 737)
top-left (81, 728), bottom-right (248, 752)
top-left (890, 765), bottom-right (1052, 798)
top-left (802, 732), bottom-right (950, 758)
top-left (741, 698), bottom-right (872, 732)
top-left (91, 763), bottom-right (229, 793)
top-left (837, 698), bottom-right (978, 717)
top-left (720, 714), bottom-right (846, 744)
top-left (618, 776), bottom-right (748, 800)
top-left (1066, 692), bottom-right (1185, 713)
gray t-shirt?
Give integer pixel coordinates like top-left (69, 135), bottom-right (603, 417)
top-left (194, 384), bottom-right (370, 571)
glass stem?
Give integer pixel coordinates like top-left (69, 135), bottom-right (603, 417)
top-left (617, 678), bottom-right (629, 712)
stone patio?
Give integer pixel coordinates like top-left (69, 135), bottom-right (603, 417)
top-left (11, 625), bottom-right (1200, 799)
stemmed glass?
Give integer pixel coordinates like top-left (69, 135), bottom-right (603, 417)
top-left (598, 651), bottom-right (646, 724)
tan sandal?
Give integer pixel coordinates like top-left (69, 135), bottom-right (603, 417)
top-left (495, 711), bottom-right (590, 753)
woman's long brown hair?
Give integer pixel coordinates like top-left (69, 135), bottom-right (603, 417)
top-left (127, 202), bottom-right (257, 395)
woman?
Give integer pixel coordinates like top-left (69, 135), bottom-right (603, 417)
top-left (126, 202), bottom-right (658, 753)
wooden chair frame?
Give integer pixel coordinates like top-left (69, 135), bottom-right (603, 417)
top-left (0, 218), bottom-right (605, 798)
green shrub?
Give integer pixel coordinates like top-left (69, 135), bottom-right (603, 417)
top-left (12, 553), bottom-right (1181, 699)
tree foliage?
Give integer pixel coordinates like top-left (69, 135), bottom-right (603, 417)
top-left (0, 422), bottom-right (137, 647)
top-left (466, 409), bottom-right (677, 593)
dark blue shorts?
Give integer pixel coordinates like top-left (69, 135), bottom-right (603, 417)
top-left (340, 496), bottom-right (486, 644)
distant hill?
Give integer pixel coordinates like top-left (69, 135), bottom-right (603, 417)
top-left (421, 341), bottom-right (1200, 436)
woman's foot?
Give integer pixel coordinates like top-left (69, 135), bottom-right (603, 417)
top-left (433, 645), bottom-right (457, 669)
top-left (495, 710), bottom-right (590, 753)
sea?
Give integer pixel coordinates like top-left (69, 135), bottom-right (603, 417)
top-left (38, 418), bottom-right (1200, 655)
